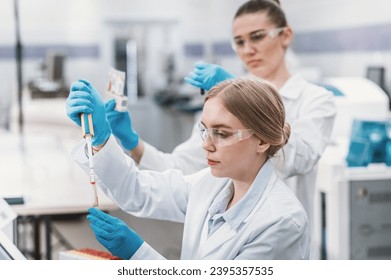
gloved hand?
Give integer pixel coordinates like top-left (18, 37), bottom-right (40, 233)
top-left (87, 208), bottom-right (144, 260)
top-left (184, 62), bottom-right (235, 90)
top-left (66, 79), bottom-right (112, 146)
top-left (105, 99), bottom-right (139, 150)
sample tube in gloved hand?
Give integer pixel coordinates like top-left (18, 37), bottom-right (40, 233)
top-left (81, 113), bottom-right (99, 207)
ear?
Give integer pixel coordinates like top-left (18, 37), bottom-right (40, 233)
top-left (281, 26), bottom-right (293, 48)
top-left (257, 140), bottom-right (270, 155)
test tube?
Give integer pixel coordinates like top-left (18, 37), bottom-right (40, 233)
top-left (81, 113), bottom-right (99, 207)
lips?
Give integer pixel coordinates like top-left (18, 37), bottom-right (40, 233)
top-left (207, 159), bottom-right (220, 166)
top-left (246, 59), bottom-right (262, 67)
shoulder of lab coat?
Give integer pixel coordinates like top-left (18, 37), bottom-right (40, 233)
top-left (276, 73), bottom-right (337, 178)
top-left (272, 74), bottom-right (337, 233)
top-left (139, 114), bottom-right (207, 175)
top-left (238, 173), bottom-right (310, 259)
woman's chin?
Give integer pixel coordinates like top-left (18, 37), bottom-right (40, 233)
top-left (210, 168), bottom-right (226, 178)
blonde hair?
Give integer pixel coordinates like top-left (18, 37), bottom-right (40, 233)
top-left (205, 77), bottom-right (290, 157)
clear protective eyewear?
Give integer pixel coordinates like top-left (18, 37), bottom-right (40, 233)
top-left (198, 123), bottom-right (254, 147)
top-left (231, 27), bottom-right (286, 51)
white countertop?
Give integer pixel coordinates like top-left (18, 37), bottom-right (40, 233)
top-left (0, 131), bottom-right (117, 216)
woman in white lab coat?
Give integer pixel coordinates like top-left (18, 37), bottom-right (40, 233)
top-left (106, 1), bottom-right (336, 257)
top-left (68, 77), bottom-right (310, 260)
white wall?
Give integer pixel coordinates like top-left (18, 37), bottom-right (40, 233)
top-left (282, 0), bottom-right (391, 89)
top-left (0, 0), bottom-right (245, 107)
top-left (282, 0), bottom-right (391, 31)
top-left (2, 0), bottom-right (391, 121)
top-left (0, 0), bottom-right (103, 111)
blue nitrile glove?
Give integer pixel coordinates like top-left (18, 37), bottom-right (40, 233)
top-left (66, 79), bottom-right (112, 146)
top-left (184, 62), bottom-right (236, 90)
top-left (105, 99), bottom-right (139, 150)
top-left (87, 208), bottom-right (144, 260)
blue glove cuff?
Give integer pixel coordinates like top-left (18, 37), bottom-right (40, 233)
top-left (121, 131), bottom-right (139, 150)
top-left (123, 237), bottom-right (144, 259)
top-left (91, 120), bottom-right (112, 146)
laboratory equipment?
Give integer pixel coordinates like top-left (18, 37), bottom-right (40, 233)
top-left (126, 39), bottom-right (138, 105)
top-left (59, 248), bottom-right (121, 260)
top-left (321, 77), bottom-right (390, 142)
top-left (106, 68), bottom-right (127, 112)
top-left (314, 77), bottom-right (391, 259)
top-left (28, 51), bottom-right (69, 99)
top-left (346, 119), bottom-right (391, 167)
top-left (80, 113), bottom-right (99, 207)
top-left (316, 145), bottom-right (391, 259)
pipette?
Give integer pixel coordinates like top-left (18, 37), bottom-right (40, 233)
top-left (80, 113), bottom-right (99, 207)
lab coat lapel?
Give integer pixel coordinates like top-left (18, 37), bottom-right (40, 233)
top-left (182, 173), bottom-right (230, 259)
top-left (199, 221), bottom-right (236, 258)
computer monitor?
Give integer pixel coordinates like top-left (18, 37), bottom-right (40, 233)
top-left (0, 230), bottom-right (26, 260)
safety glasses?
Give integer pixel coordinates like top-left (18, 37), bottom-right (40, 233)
top-left (231, 27), bottom-right (286, 51)
top-left (199, 123), bottom-right (254, 147)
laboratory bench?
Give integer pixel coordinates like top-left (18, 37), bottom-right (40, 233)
top-left (0, 131), bottom-right (117, 259)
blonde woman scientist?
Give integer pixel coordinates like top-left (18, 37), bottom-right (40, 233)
top-left (67, 78), bottom-right (309, 260)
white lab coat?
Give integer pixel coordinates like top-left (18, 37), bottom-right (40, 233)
top-left (73, 136), bottom-right (310, 260)
top-left (140, 74), bottom-right (336, 233)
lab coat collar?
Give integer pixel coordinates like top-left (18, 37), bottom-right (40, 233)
top-left (208, 182), bottom-right (233, 218)
top-left (279, 74), bottom-right (305, 100)
top-left (224, 160), bottom-right (273, 230)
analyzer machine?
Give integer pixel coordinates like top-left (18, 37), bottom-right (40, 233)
top-left (315, 77), bottom-right (391, 260)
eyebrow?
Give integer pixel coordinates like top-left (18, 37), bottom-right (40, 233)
top-left (233, 29), bottom-right (266, 40)
top-left (200, 121), bottom-right (234, 129)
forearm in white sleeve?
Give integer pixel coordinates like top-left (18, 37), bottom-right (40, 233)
top-left (72, 135), bottom-right (190, 222)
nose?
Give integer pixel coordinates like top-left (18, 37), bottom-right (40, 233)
top-left (202, 134), bottom-right (216, 152)
top-left (242, 41), bottom-right (256, 55)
